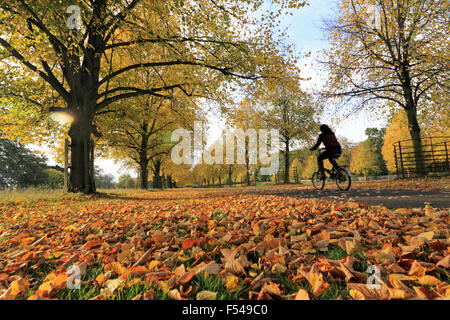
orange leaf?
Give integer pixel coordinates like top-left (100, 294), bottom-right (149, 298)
top-left (21, 251), bottom-right (37, 262)
top-left (295, 289), bottom-right (310, 300)
top-left (21, 237), bottom-right (35, 246)
top-left (0, 273), bottom-right (10, 281)
top-left (53, 274), bottom-right (69, 290)
top-left (152, 232), bottom-right (167, 243)
top-left (179, 272), bottom-right (195, 284)
top-left (96, 273), bottom-right (106, 286)
top-left (36, 281), bottom-right (54, 297)
top-left (104, 262), bottom-right (126, 275)
top-left (182, 238), bottom-right (202, 250)
top-left (83, 240), bottom-right (102, 249)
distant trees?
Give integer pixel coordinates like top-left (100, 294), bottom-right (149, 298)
top-left (116, 174), bottom-right (137, 189)
top-left (260, 82), bottom-right (318, 184)
top-left (42, 169), bottom-right (64, 189)
top-left (350, 127), bottom-right (387, 177)
top-left (382, 111), bottom-right (412, 172)
top-left (350, 141), bottom-right (384, 177)
top-left (0, 138), bottom-right (47, 188)
top-left (94, 168), bottom-right (115, 189)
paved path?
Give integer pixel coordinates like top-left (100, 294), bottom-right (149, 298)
top-left (238, 186), bottom-right (450, 209)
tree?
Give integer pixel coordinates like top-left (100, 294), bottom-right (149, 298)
top-left (229, 100), bottom-right (264, 185)
top-left (0, 138), bottom-right (47, 188)
top-left (117, 174), bottom-right (136, 189)
top-left (300, 154), bottom-right (318, 180)
top-left (0, 0), bottom-right (302, 193)
top-left (42, 169), bottom-right (64, 189)
top-left (365, 127), bottom-right (387, 173)
top-left (381, 110), bottom-right (411, 172)
top-left (261, 85), bottom-right (318, 184)
top-left (350, 140), bottom-right (384, 177)
top-left (94, 167), bottom-right (115, 189)
top-left (100, 90), bottom-right (196, 189)
top-left (324, 0), bottom-right (449, 175)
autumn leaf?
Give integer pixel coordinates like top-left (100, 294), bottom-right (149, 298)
top-left (182, 238), bottom-right (202, 250)
top-left (179, 272), bottom-right (195, 284)
top-left (0, 278), bottom-right (28, 300)
top-left (294, 289), bottom-right (310, 300)
top-left (225, 275), bottom-right (240, 292)
top-left (104, 262), bottom-right (126, 275)
top-left (196, 290), bottom-right (217, 300)
top-left (100, 278), bottom-right (125, 297)
top-left (376, 245), bottom-right (397, 265)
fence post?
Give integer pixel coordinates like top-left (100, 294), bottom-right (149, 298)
top-left (398, 141), bottom-right (405, 178)
top-left (445, 141), bottom-right (449, 171)
top-left (394, 144), bottom-right (399, 178)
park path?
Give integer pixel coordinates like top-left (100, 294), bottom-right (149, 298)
top-left (217, 181), bottom-right (450, 209)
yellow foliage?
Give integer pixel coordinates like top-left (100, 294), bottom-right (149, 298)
top-left (381, 111), bottom-right (411, 172)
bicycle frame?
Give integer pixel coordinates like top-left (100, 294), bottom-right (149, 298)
top-left (312, 148), bottom-right (352, 191)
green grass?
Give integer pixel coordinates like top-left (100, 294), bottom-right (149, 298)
top-left (270, 273), bottom-right (350, 299)
top-left (316, 245), bottom-right (347, 260)
top-left (56, 264), bottom-right (104, 300)
top-left (271, 273), bottom-right (302, 295)
top-left (191, 274), bottom-right (248, 300)
top-left (24, 260), bottom-right (58, 283)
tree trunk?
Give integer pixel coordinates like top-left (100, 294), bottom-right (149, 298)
top-left (405, 108), bottom-right (425, 175)
top-left (402, 63), bottom-right (425, 176)
top-left (68, 118), bottom-right (95, 193)
top-left (284, 139), bottom-right (290, 184)
top-left (152, 160), bottom-right (162, 189)
top-left (139, 163), bottom-right (149, 189)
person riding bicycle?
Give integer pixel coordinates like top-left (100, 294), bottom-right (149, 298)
top-left (309, 124), bottom-right (342, 179)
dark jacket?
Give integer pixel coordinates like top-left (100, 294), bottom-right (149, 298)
top-left (310, 133), bottom-right (341, 150)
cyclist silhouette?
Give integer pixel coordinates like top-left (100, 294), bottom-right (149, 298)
top-left (310, 124), bottom-right (342, 179)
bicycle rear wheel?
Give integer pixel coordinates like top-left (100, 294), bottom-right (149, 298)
top-left (335, 167), bottom-right (351, 191)
top-left (312, 171), bottom-right (325, 190)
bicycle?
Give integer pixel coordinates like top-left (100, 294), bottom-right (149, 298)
top-left (311, 148), bottom-right (352, 191)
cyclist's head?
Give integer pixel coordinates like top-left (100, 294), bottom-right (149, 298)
top-left (320, 124), bottom-right (334, 135)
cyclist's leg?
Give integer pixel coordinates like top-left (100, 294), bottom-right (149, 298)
top-left (317, 151), bottom-right (328, 178)
top-left (329, 157), bottom-right (339, 169)
top-left (328, 147), bottom-right (342, 169)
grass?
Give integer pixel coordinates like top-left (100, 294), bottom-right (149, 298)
top-left (2, 180), bottom-right (448, 301)
top-left (24, 260), bottom-right (58, 284)
top-left (57, 264), bottom-right (104, 300)
top-left (320, 246), bottom-right (348, 260)
top-left (270, 273), bottom-right (350, 299)
top-left (191, 274), bottom-right (248, 300)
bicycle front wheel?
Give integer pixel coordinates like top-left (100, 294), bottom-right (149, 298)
top-left (312, 171), bottom-right (325, 190)
top-left (335, 167), bottom-right (351, 191)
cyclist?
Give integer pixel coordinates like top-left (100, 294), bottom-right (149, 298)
top-left (309, 124), bottom-right (342, 179)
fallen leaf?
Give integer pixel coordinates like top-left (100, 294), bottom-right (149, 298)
top-left (196, 290), bottom-right (217, 300)
top-left (294, 289), bottom-right (310, 300)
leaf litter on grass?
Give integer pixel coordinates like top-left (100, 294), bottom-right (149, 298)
top-left (0, 185), bottom-right (449, 300)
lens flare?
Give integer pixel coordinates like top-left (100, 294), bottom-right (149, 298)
top-left (50, 112), bottom-right (74, 123)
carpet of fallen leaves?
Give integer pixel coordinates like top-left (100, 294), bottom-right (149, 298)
top-left (0, 183), bottom-right (449, 300)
